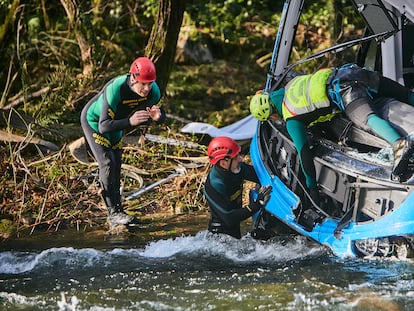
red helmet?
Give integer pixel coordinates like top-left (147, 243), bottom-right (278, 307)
top-left (130, 57), bottom-right (156, 83)
top-left (207, 136), bottom-right (241, 165)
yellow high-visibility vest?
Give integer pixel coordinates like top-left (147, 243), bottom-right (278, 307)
top-left (282, 68), bottom-right (333, 120)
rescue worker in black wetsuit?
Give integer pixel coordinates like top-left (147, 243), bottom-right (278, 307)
top-left (204, 136), bottom-right (272, 238)
top-left (81, 57), bottom-right (166, 226)
top-left (250, 64), bottom-right (414, 205)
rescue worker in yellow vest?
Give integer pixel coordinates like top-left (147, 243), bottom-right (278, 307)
top-left (250, 64), bottom-right (414, 207)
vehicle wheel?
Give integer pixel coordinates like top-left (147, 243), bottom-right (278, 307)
top-left (354, 238), bottom-right (380, 257)
top-left (391, 237), bottom-right (414, 258)
top-left (376, 238), bottom-right (391, 257)
top-left (395, 243), bottom-right (408, 259)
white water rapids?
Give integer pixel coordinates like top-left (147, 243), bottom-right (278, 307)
top-left (1, 231), bottom-right (414, 310)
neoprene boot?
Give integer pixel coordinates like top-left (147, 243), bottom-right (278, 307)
top-left (392, 136), bottom-right (414, 180)
top-left (107, 204), bottom-right (140, 226)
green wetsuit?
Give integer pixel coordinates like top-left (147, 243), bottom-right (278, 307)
top-left (81, 74), bottom-right (165, 208)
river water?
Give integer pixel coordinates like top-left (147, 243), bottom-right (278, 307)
top-left (1, 216), bottom-right (414, 311)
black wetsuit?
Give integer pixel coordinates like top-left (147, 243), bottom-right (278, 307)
top-left (204, 163), bottom-right (260, 238)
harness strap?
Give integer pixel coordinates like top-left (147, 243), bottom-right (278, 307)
top-left (328, 78), bottom-right (345, 111)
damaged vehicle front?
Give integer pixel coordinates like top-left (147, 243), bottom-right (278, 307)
top-left (250, 0), bottom-right (414, 258)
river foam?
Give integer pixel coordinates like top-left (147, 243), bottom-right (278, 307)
top-left (0, 231), bottom-right (325, 275)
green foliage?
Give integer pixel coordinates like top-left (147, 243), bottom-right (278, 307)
top-left (166, 60), bottom-right (265, 124)
top-left (0, 0), bottom-right (365, 125)
top-left (23, 66), bottom-right (78, 125)
top-left (0, 219), bottom-right (15, 239)
top-left (274, 1), bottom-right (366, 73)
top-left (0, 0), bottom-right (374, 233)
top-left (141, 0), bottom-right (159, 18)
top-left (185, 0), bottom-right (278, 42)
top-left (0, 0), bottom-right (158, 110)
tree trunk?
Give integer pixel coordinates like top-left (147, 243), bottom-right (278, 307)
top-left (40, 0), bottom-right (50, 29)
top-left (0, 0), bottom-right (20, 45)
top-left (59, 0), bottom-right (93, 75)
top-left (145, 0), bottom-right (186, 95)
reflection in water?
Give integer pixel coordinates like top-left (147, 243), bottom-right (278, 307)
top-left (0, 231), bottom-right (413, 310)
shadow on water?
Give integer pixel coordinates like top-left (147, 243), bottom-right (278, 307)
top-left (1, 213), bottom-right (414, 310)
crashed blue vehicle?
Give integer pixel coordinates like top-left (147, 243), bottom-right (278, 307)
top-left (250, 0), bottom-right (414, 257)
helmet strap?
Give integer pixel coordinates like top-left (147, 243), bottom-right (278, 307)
top-left (129, 74), bottom-right (137, 85)
top-left (216, 157), bottom-right (231, 171)
top-left (221, 155), bottom-right (240, 174)
top-left (229, 157), bottom-right (241, 174)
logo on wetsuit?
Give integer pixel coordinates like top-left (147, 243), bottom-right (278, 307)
top-left (123, 97), bottom-right (148, 108)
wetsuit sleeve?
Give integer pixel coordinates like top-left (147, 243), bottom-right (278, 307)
top-left (285, 119), bottom-right (317, 189)
top-left (156, 106), bottom-right (167, 124)
top-left (204, 176), bottom-right (253, 228)
top-left (98, 78), bottom-right (130, 133)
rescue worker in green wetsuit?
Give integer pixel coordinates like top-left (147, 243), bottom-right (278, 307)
top-left (250, 64), bottom-right (414, 205)
top-left (204, 136), bottom-right (272, 238)
top-left (81, 57), bottom-right (166, 226)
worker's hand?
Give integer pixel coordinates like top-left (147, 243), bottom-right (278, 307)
top-left (147, 105), bottom-right (161, 121)
top-left (129, 110), bottom-right (150, 126)
top-left (248, 185), bottom-right (272, 213)
top-left (258, 185), bottom-right (272, 205)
